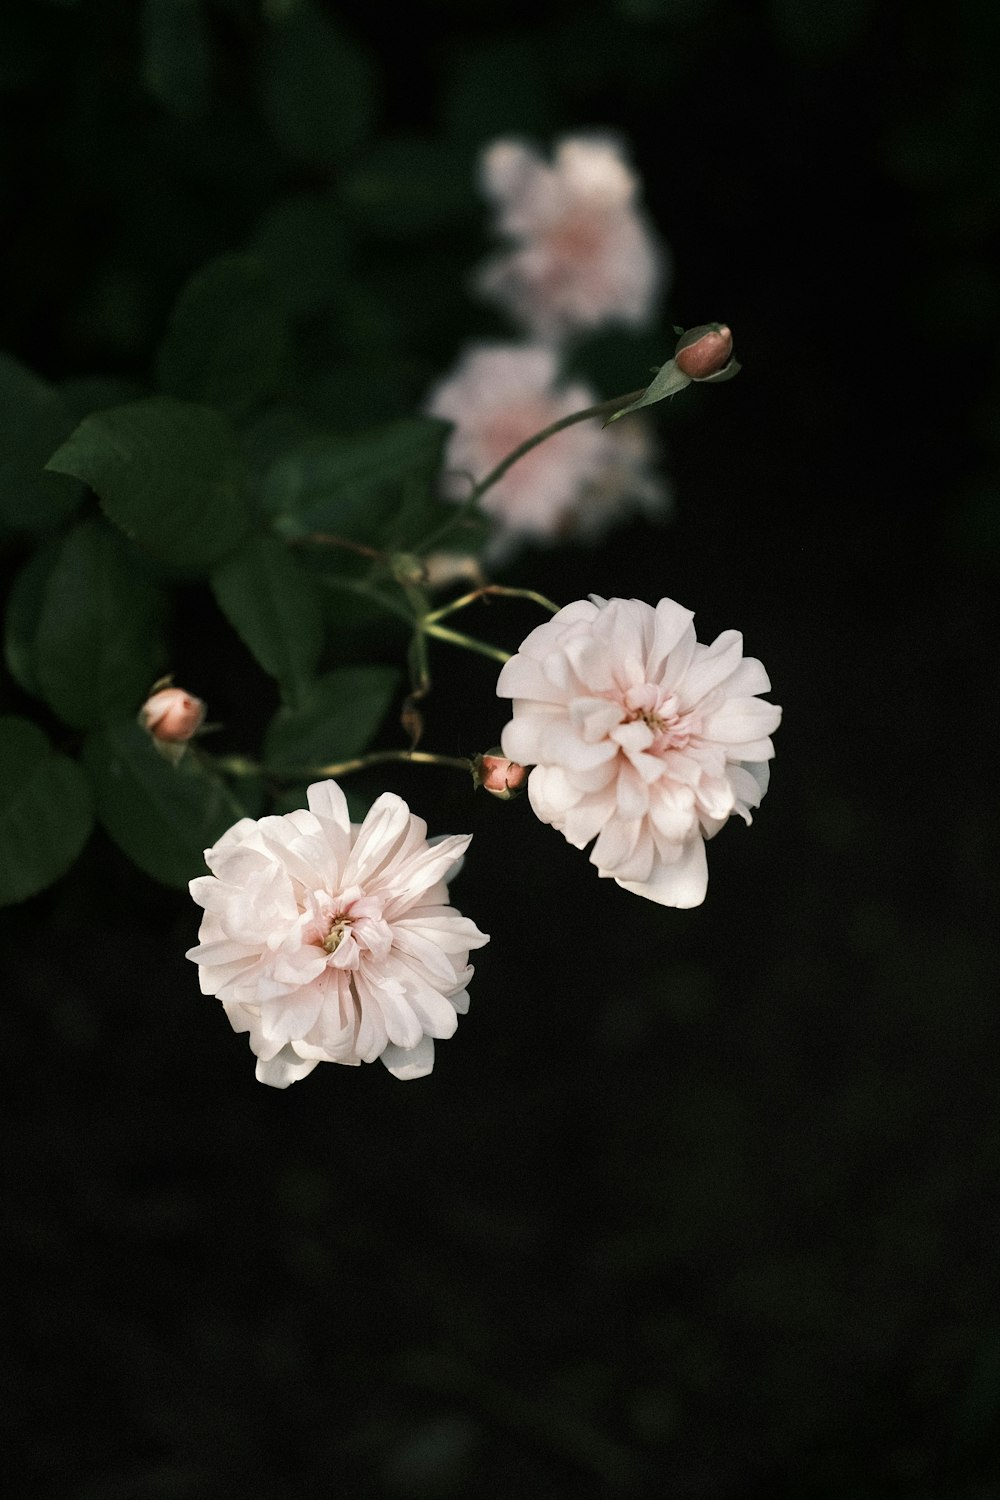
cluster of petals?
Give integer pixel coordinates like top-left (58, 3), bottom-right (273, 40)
top-left (473, 134), bottom-right (665, 341)
top-left (186, 782), bottom-right (488, 1087)
top-left (497, 597), bottom-right (782, 908)
top-left (425, 343), bottom-right (667, 560)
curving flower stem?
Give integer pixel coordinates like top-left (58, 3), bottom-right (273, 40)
top-left (416, 386), bottom-right (647, 554)
top-left (423, 583), bottom-right (560, 625)
top-left (313, 748), bottom-right (474, 780)
top-left (214, 748), bottom-right (475, 782)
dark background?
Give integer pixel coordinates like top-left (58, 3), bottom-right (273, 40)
top-left (3, 0), bottom-right (999, 1495)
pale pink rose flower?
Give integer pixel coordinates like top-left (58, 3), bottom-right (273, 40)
top-left (474, 135), bottom-right (665, 340)
top-left (186, 782), bottom-right (488, 1086)
top-left (496, 597), bottom-right (782, 908)
top-left (425, 343), bottom-right (668, 560)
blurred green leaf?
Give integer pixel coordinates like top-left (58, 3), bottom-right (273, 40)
top-left (59, 376), bottom-right (148, 423)
top-left (263, 1), bottom-right (376, 166)
top-left (210, 533), bottom-right (324, 706)
top-left (142, 0), bottom-right (211, 119)
top-left (0, 353), bottom-right (85, 531)
top-left (263, 665), bottom-right (400, 772)
top-left (156, 255), bottom-right (289, 417)
top-left (250, 195), bottom-right (348, 319)
top-left (341, 137), bottom-right (477, 237)
top-left (262, 417), bottom-right (449, 543)
top-left (83, 719), bottom-right (248, 888)
top-left (33, 519), bottom-right (168, 730)
top-left (0, 715), bottom-right (94, 907)
top-left (4, 539), bottom-right (60, 698)
top-left (47, 397), bottom-right (249, 571)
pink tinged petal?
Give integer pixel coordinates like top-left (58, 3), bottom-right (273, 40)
top-left (381, 1035), bottom-right (436, 1080)
top-left (722, 656), bottom-right (771, 698)
top-left (352, 972), bottom-right (390, 1062)
top-left (341, 793), bottom-right (414, 888)
top-left (513, 600), bottom-right (597, 661)
top-left (205, 843), bottom-right (271, 882)
top-left (500, 711), bottom-right (556, 766)
top-left (569, 696), bottom-right (625, 743)
top-left (728, 762), bottom-right (770, 824)
top-left (591, 815), bottom-right (642, 874)
top-left (390, 956), bottom-right (462, 1038)
top-left (561, 635), bottom-right (617, 693)
top-left (378, 833), bottom-right (473, 912)
top-left (394, 912), bottom-right (489, 954)
top-left (186, 936), bottom-right (256, 967)
top-left (306, 779), bottom-right (351, 832)
top-left (658, 624), bottom-right (697, 694)
top-left (559, 795), bottom-right (613, 848)
top-left (539, 718), bottom-right (618, 770)
top-left (645, 599), bottom-right (696, 679)
top-left (679, 631), bottom-right (746, 706)
top-left (367, 975), bottom-right (425, 1051)
top-left (450, 988), bottom-right (470, 1015)
top-left (258, 984), bottom-right (326, 1044)
top-left (701, 697), bottom-right (783, 746)
top-left (390, 926), bottom-right (466, 988)
top-left (255, 1045), bottom-right (321, 1088)
top-left (616, 834), bottom-right (709, 908)
top-left (203, 817), bottom-right (261, 866)
top-left (695, 775), bottom-right (737, 822)
top-left (611, 824), bottom-right (655, 883)
top-left (610, 720), bottom-right (654, 754)
top-left (616, 762), bottom-right (651, 820)
top-left (495, 656), bottom-right (564, 702)
top-left (649, 789), bottom-right (698, 843)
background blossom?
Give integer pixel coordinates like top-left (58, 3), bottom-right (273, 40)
top-left (187, 782), bottom-right (488, 1086)
top-left (497, 596), bottom-right (781, 907)
top-left (474, 134), bottom-right (665, 340)
top-left (425, 342), bottom-right (668, 561)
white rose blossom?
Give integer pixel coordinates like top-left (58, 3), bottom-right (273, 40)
top-left (496, 597), bottom-right (782, 908)
top-left (474, 134), bottom-right (665, 340)
top-left (186, 782), bottom-right (488, 1086)
top-left (425, 342), bottom-right (668, 561)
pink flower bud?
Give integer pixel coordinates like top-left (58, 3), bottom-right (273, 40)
top-left (140, 686), bottom-right (206, 745)
top-left (472, 750), bottom-right (530, 800)
top-left (674, 323), bottom-right (736, 381)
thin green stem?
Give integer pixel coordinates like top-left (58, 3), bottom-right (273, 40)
top-left (415, 386), bottom-right (647, 554)
top-left (313, 749), bottom-right (473, 780)
top-left (423, 583), bottom-right (560, 626)
top-left (423, 622), bottom-right (511, 664)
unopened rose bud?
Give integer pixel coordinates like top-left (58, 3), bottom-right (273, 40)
top-left (140, 685), bottom-right (205, 758)
top-left (674, 323), bottom-right (737, 382)
top-left (472, 750), bottom-right (530, 800)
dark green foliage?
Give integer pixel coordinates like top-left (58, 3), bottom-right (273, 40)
top-left (262, 664), bottom-right (401, 771)
top-left (83, 719), bottom-right (250, 888)
top-left (47, 397), bottom-right (249, 571)
top-left (0, 715), bottom-right (94, 906)
top-left (156, 255), bottom-right (290, 417)
top-left (210, 532), bottom-right (325, 707)
top-left (0, 354), bottom-right (85, 531)
top-left (32, 519), bottom-right (168, 729)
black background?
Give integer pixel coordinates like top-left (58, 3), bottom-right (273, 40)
top-left (3, 1), bottom-right (999, 1495)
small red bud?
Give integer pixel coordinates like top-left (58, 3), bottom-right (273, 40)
top-left (140, 685), bottom-right (206, 753)
top-left (472, 750), bottom-right (530, 800)
top-left (674, 323), bottom-right (735, 381)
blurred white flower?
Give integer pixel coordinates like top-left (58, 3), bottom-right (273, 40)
top-left (186, 782), bottom-right (488, 1086)
top-left (497, 597), bottom-right (781, 908)
top-left (474, 135), bottom-right (665, 340)
top-left (425, 343), bottom-right (668, 560)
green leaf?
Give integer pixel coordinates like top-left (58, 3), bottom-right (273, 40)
top-left (262, 417), bottom-right (449, 543)
top-left (83, 719), bottom-right (248, 889)
top-left (59, 375), bottom-right (148, 423)
top-left (605, 359), bottom-right (692, 423)
top-left (46, 396), bottom-right (249, 570)
top-left (141, 0), bottom-right (211, 119)
top-left (0, 716), bottom-right (94, 906)
top-left (33, 518), bottom-right (168, 730)
top-left (156, 255), bottom-right (289, 417)
top-left (250, 194), bottom-right (348, 319)
top-left (0, 353), bottom-right (85, 531)
top-left (341, 137), bottom-right (476, 237)
top-left (210, 533), bottom-right (324, 706)
top-left (3, 540), bottom-right (60, 698)
top-left (263, 665), bottom-right (400, 772)
top-left (263, 1), bottom-right (376, 166)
